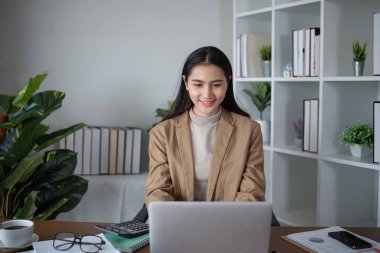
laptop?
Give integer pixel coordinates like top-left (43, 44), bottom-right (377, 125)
top-left (148, 201), bottom-right (272, 253)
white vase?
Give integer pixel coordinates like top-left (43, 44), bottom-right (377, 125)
top-left (294, 138), bottom-right (302, 149)
top-left (257, 120), bottom-right (270, 143)
top-left (349, 144), bottom-right (371, 158)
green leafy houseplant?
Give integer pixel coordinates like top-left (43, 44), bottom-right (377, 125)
top-left (352, 40), bottom-right (367, 62)
top-left (155, 100), bottom-right (173, 119)
top-left (243, 82), bottom-right (271, 120)
top-left (0, 72), bottom-right (88, 220)
top-left (340, 123), bottom-right (374, 149)
top-left (260, 44), bottom-right (271, 61)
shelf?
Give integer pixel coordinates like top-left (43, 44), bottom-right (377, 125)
top-left (235, 77), bottom-right (272, 82)
top-left (323, 76), bottom-right (380, 82)
top-left (277, 206), bottom-right (316, 226)
top-left (274, 0), bottom-right (320, 13)
top-left (322, 153), bottom-right (379, 170)
top-left (263, 143), bottom-right (271, 151)
top-left (235, 7), bottom-right (272, 18)
top-left (273, 146), bottom-right (318, 159)
top-left (274, 77), bottom-right (320, 82)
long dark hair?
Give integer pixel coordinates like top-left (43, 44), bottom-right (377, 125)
top-left (163, 46), bottom-right (249, 121)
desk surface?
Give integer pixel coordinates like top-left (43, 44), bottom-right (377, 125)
top-left (4, 220), bottom-right (380, 253)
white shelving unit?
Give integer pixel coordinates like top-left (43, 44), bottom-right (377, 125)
top-left (233, 0), bottom-right (380, 227)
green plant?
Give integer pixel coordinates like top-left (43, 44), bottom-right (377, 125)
top-left (352, 40), bottom-right (367, 62)
top-left (0, 72), bottom-right (88, 220)
top-left (155, 100), bottom-right (173, 119)
top-left (259, 44), bottom-right (271, 61)
top-left (243, 82), bottom-right (271, 120)
top-left (340, 123), bottom-right (374, 149)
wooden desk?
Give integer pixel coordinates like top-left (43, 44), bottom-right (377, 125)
top-left (4, 220), bottom-right (380, 253)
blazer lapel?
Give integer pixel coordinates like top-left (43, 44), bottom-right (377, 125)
top-left (206, 109), bottom-right (234, 200)
top-left (176, 111), bottom-right (195, 200)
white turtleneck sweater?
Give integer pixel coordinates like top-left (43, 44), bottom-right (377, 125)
top-left (189, 108), bottom-right (221, 201)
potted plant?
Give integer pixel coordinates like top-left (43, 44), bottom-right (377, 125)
top-left (243, 82), bottom-right (271, 143)
top-left (292, 118), bottom-right (303, 148)
top-left (340, 123), bottom-right (373, 158)
top-left (260, 44), bottom-right (271, 77)
top-left (352, 40), bottom-right (367, 76)
top-left (0, 72), bottom-right (88, 220)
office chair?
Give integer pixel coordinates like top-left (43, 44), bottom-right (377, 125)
top-left (133, 203), bottom-right (280, 226)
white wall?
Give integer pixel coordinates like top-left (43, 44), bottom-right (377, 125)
top-left (0, 0), bottom-right (233, 171)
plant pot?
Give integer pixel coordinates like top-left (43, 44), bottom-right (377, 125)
top-left (294, 138), bottom-right (302, 149)
top-left (0, 114), bottom-right (9, 143)
top-left (261, 60), bottom-right (271, 77)
top-left (257, 119), bottom-right (270, 143)
top-left (349, 144), bottom-right (371, 158)
top-left (353, 61), bottom-right (364, 76)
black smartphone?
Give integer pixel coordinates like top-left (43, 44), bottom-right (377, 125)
top-left (328, 231), bottom-right (372, 249)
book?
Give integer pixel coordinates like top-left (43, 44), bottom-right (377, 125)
top-left (65, 132), bottom-right (74, 151)
top-left (310, 27), bottom-right (320, 77)
top-left (100, 127), bottom-right (110, 175)
top-left (309, 99), bottom-right (319, 153)
top-left (117, 128), bottom-right (126, 174)
top-left (124, 127), bottom-right (134, 174)
top-left (82, 127), bottom-right (92, 175)
top-left (104, 233), bottom-right (149, 253)
top-left (374, 101), bottom-right (380, 163)
top-left (131, 127), bottom-right (142, 174)
top-left (90, 127), bottom-right (101, 175)
top-left (293, 30), bottom-right (299, 77)
top-left (303, 99), bottom-right (311, 151)
top-left (283, 226), bottom-right (380, 253)
top-left (374, 13), bottom-right (380, 75)
top-left (74, 129), bottom-right (83, 175)
top-left (304, 28), bottom-right (311, 77)
top-left (108, 128), bottom-right (119, 175)
top-left (240, 33), bottom-right (271, 77)
top-left (314, 35), bottom-right (320, 76)
top-left (298, 29), bottom-right (304, 77)
top-left (236, 36), bottom-right (241, 77)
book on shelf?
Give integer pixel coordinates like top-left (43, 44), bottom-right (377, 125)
top-left (108, 128), bottom-right (119, 175)
top-left (124, 127), bottom-right (134, 174)
top-left (374, 12), bottom-right (380, 76)
top-left (303, 99), bottom-right (319, 153)
top-left (117, 128), bottom-right (126, 175)
top-left (298, 29), bottom-right (304, 77)
top-left (310, 27), bottom-right (320, 77)
top-left (293, 30), bottom-right (299, 77)
top-left (374, 101), bottom-right (380, 163)
top-left (131, 127), bottom-right (142, 174)
top-left (314, 34), bottom-right (320, 76)
top-left (304, 28), bottom-right (311, 77)
top-left (65, 132), bottom-right (74, 152)
top-left (283, 226), bottom-right (380, 253)
top-left (90, 127), bottom-right (101, 175)
top-left (104, 233), bottom-right (149, 253)
top-left (239, 33), bottom-right (271, 77)
top-left (82, 127), bottom-right (92, 175)
top-left (236, 36), bottom-right (242, 77)
top-left (100, 127), bottom-right (110, 175)
top-left (73, 129), bottom-right (83, 175)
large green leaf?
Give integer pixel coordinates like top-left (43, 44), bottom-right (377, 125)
top-left (34, 176), bottom-right (88, 219)
top-left (3, 120), bottom-right (48, 167)
top-left (31, 149), bottom-right (77, 185)
top-left (35, 123), bottom-right (86, 152)
top-left (0, 94), bottom-right (14, 114)
top-left (10, 72), bottom-right (48, 113)
top-left (0, 156), bottom-right (42, 189)
top-left (33, 198), bottom-right (68, 220)
top-left (30, 90), bottom-right (65, 118)
top-left (13, 191), bottom-right (39, 219)
top-left (0, 103), bottom-right (44, 129)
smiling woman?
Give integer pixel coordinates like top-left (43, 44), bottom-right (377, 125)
top-left (145, 46), bottom-right (266, 207)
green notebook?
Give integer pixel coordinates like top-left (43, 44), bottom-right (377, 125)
top-left (104, 233), bottom-right (150, 253)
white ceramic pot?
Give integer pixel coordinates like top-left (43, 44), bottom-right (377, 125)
top-left (257, 120), bottom-right (270, 143)
top-left (349, 144), bottom-right (371, 158)
top-left (294, 138), bottom-right (302, 149)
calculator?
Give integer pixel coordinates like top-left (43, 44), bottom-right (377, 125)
top-left (95, 220), bottom-right (149, 238)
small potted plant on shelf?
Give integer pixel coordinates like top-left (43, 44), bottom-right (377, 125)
top-left (243, 82), bottom-right (271, 143)
top-left (340, 123), bottom-right (373, 158)
top-left (352, 40), bottom-right (367, 76)
top-left (292, 118), bottom-right (303, 149)
top-left (260, 44), bottom-right (271, 77)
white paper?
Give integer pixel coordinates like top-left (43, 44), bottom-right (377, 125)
top-left (287, 226), bottom-right (380, 253)
top-left (32, 234), bottom-right (119, 253)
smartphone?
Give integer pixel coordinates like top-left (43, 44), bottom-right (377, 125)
top-left (328, 231), bottom-right (372, 249)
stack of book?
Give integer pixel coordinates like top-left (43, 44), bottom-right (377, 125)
top-left (236, 33), bottom-right (271, 77)
top-left (303, 99), bottom-right (319, 153)
top-left (60, 126), bottom-right (142, 175)
top-left (293, 27), bottom-right (320, 77)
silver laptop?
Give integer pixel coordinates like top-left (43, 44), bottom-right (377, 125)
top-left (149, 201), bottom-right (272, 253)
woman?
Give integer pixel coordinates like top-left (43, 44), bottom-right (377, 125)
top-left (145, 46), bottom-right (265, 207)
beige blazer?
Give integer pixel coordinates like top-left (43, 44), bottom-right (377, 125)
top-left (145, 107), bottom-right (265, 207)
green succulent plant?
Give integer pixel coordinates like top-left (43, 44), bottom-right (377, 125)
top-left (0, 72), bottom-right (87, 220)
top-left (352, 40), bottom-right (367, 62)
top-left (243, 82), bottom-right (271, 120)
top-left (340, 123), bottom-right (373, 149)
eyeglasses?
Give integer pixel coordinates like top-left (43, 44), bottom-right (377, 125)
top-left (53, 232), bottom-right (105, 253)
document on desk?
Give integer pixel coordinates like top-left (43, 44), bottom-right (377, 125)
top-left (32, 233), bottom-right (120, 253)
top-left (284, 226), bottom-right (380, 253)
